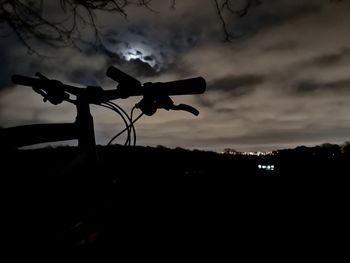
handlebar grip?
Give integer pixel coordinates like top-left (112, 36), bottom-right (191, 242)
top-left (106, 66), bottom-right (141, 87)
top-left (12, 74), bottom-right (42, 87)
top-left (145, 77), bottom-right (206, 96)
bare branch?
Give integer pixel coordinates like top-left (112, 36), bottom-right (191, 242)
top-left (213, 0), bottom-right (231, 41)
top-left (3, 0), bottom-right (339, 54)
top-left (0, 0), bottom-right (141, 54)
top-left (213, 0), bottom-right (261, 41)
top-left (0, 0), bottom-right (258, 53)
top-left (170, 0), bottom-right (176, 10)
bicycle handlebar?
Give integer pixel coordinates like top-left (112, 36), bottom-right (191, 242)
top-left (7, 68), bottom-right (206, 151)
top-left (12, 74), bottom-right (41, 87)
top-left (106, 66), bottom-right (141, 87)
top-left (12, 68), bottom-right (206, 103)
top-left (12, 74), bottom-right (81, 96)
top-left (106, 66), bottom-right (206, 96)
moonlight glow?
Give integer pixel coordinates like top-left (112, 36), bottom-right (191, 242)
top-left (124, 49), bottom-right (143, 60)
top-left (120, 44), bottom-right (157, 68)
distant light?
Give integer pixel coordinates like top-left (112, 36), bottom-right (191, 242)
top-left (258, 164), bottom-right (275, 171)
top-left (240, 151), bottom-right (274, 156)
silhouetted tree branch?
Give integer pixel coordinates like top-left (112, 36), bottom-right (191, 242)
top-left (0, 0), bottom-right (155, 55)
top-left (213, 0), bottom-right (261, 41)
top-left (0, 0), bottom-right (256, 54)
top-left (213, 0), bottom-right (343, 41)
top-left (0, 0), bottom-right (343, 54)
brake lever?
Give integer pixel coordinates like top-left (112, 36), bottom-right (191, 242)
top-left (135, 95), bottom-right (200, 116)
top-left (31, 72), bottom-right (70, 105)
top-left (172, 104), bottom-right (200, 116)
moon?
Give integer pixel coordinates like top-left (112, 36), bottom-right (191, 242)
top-left (124, 49), bottom-right (143, 61)
top-left (120, 44), bottom-right (158, 69)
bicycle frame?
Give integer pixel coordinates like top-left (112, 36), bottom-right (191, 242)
top-left (2, 92), bottom-right (98, 163)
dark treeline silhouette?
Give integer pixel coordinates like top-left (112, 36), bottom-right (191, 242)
top-left (2, 143), bottom-right (348, 255)
top-left (5, 142), bottom-right (349, 177)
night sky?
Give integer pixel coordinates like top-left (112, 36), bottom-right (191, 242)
top-left (1, 0), bottom-right (350, 152)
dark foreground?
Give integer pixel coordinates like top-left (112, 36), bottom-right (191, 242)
top-left (2, 145), bottom-right (348, 257)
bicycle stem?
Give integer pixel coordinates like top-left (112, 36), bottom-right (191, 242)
top-left (75, 96), bottom-right (98, 164)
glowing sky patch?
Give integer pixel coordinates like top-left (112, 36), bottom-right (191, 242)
top-left (121, 44), bottom-right (157, 68)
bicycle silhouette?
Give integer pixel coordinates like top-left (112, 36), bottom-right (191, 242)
top-left (1, 66), bottom-right (206, 250)
top-left (1, 66), bottom-right (206, 162)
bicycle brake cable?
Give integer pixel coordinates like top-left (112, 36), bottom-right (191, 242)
top-left (100, 103), bottom-right (132, 146)
top-left (107, 107), bottom-right (143, 146)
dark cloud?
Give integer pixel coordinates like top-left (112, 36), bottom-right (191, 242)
top-left (295, 79), bottom-right (350, 94)
top-left (143, 55), bottom-right (154, 61)
top-left (229, 0), bottom-right (323, 38)
top-left (195, 96), bottom-right (215, 109)
top-left (67, 66), bottom-right (109, 86)
top-left (195, 75), bottom-right (265, 111)
top-left (209, 74), bottom-right (265, 96)
top-left (0, 37), bottom-right (34, 90)
top-left (262, 41), bottom-right (298, 52)
top-left (310, 48), bottom-right (350, 67)
top-left (295, 80), bottom-right (321, 93)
